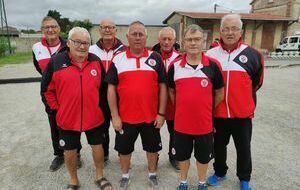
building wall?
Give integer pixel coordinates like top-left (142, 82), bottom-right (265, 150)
top-left (252, 0), bottom-right (290, 16)
top-left (90, 25), bottom-right (165, 48)
top-left (10, 37), bottom-right (40, 53)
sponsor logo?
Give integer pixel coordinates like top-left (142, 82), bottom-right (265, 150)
top-left (171, 148), bottom-right (176, 155)
top-left (62, 63), bottom-right (68, 68)
top-left (148, 59), bottom-right (157, 66)
top-left (201, 79), bottom-right (208, 88)
top-left (239, 55), bottom-right (248, 63)
top-left (59, 139), bottom-right (65, 147)
top-left (91, 69), bottom-right (97, 76)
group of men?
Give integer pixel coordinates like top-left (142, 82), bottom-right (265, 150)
top-left (32, 13), bottom-right (264, 190)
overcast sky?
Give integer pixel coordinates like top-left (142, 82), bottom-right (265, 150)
top-left (5, 0), bottom-right (251, 30)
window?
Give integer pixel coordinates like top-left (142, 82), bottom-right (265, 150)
top-left (289, 37), bottom-right (298, 44)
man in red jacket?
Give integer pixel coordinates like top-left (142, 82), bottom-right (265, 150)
top-left (206, 14), bottom-right (264, 190)
top-left (89, 18), bottom-right (126, 164)
top-left (32, 16), bottom-right (81, 172)
top-left (41, 27), bottom-right (112, 190)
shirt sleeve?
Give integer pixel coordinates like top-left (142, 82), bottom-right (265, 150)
top-left (167, 64), bottom-right (175, 89)
top-left (155, 54), bottom-right (167, 83)
top-left (105, 62), bottom-right (119, 85)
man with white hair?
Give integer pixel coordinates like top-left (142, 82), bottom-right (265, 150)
top-left (89, 18), bottom-right (126, 164)
top-left (206, 14), bottom-right (264, 190)
top-left (152, 26), bottom-right (181, 170)
top-left (41, 27), bottom-right (112, 190)
top-left (32, 16), bottom-right (82, 172)
top-left (106, 21), bottom-right (167, 189)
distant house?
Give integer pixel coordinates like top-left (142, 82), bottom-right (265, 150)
top-left (0, 26), bottom-right (19, 37)
top-left (251, 0), bottom-right (300, 36)
top-left (163, 11), bottom-right (295, 51)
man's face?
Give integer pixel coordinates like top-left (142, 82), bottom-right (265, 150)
top-left (220, 19), bottom-right (242, 47)
top-left (159, 30), bottom-right (175, 53)
top-left (183, 30), bottom-right (203, 56)
top-left (41, 20), bottom-right (60, 42)
top-left (99, 20), bottom-right (117, 41)
top-left (67, 32), bottom-right (90, 59)
top-left (126, 24), bottom-right (147, 50)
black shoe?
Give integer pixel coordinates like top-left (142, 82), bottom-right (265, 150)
top-left (77, 155), bottom-right (82, 169)
top-left (169, 158), bottom-right (180, 171)
top-left (49, 156), bottom-right (64, 172)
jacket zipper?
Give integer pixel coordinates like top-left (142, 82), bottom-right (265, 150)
top-left (80, 73), bottom-right (83, 132)
top-left (226, 54), bottom-right (231, 118)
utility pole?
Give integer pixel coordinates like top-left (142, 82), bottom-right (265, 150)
top-left (214, 3), bottom-right (234, 13)
top-left (0, 0), bottom-right (12, 54)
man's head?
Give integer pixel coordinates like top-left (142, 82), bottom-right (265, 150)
top-left (158, 27), bottom-right (176, 53)
top-left (41, 16), bottom-right (60, 42)
top-left (126, 21), bottom-right (147, 51)
top-left (99, 18), bottom-right (117, 41)
top-left (67, 27), bottom-right (91, 59)
top-left (183, 24), bottom-right (204, 56)
top-left (220, 14), bottom-right (243, 48)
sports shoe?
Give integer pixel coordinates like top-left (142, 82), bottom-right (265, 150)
top-left (240, 180), bottom-right (252, 190)
top-left (198, 183), bottom-right (208, 190)
top-left (119, 177), bottom-right (130, 189)
top-left (148, 175), bottom-right (159, 186)
top-left (77, 155), bottom-right (82, 169)
top-left (49, 156), bottom-right (64, 172)
top-left (177, 183), bottom-right (188, 190)
top-left (169, 158), bottom-right (180, 171)
top-left (207, 174), bottom-right (226, 186)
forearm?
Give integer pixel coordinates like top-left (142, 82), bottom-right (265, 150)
top-left (158, 83), bottom-right (167, 114)
top-left (107, 84), bottom-right (119, 117)
top-left (214, 87), bottom-right (224, 108)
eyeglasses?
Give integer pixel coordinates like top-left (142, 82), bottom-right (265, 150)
top-left (184, 37), bottom-right (203, 43)
top-left (221, 27), bottom-right (241, 33)
top-left (42, 25), bottom-right (59, 30)
top-left (100, 25), bottom-right (116, 31)
top-left (129, 32), bottom-right (146, 38)
top-left (69, 39), bottom-right (90, 47)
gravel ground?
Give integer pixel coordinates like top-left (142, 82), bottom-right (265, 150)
top-left (0, 62), bottom-right (299, 190)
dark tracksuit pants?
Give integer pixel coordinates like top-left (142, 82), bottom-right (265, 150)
top-left (102, 118), bottom-right (110, 158)
top-left (213, 118), bottom-right (252, 181)
top-left (166, 120), bottom-right (175, 159)
top-left (48, 114), bottom-right (81, 157)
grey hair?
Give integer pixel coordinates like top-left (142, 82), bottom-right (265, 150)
top-left (221, 14), bottom-right (243, 29)
top-left (158, 26), bottom-right (176, 38)
top-left (41, 16), bottom-right (59, 28)
top-left (127, 20), bottom-right (147, 35)
top-left (68, 27), bottom-right (91, 41)
top-left (183, 24), bottom-right (204, 38)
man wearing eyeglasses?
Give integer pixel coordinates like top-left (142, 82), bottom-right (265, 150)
top-left (206, 14), bottom-right (264, 190)
top-left (32, 16), bottom-right (82, 172)
top-left (41, 27), bottom-right (112, 190)
top-left (106, 21), bottom-right (167, 189)
top-left (89, 18), bottom-right (126, 164)
top-left (168, 24), bottom-right (224, 190)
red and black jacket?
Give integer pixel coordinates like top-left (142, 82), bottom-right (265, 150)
top-left (206, 38), bottom-right (264, 118)
top-left (32, 37), bottom-right (67, 75)
top-left (41, 51), bottom-right (107, 132)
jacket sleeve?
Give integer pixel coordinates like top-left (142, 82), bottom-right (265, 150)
top-left (40, 58), bottom-right (59, 114)
top-left (254, 52), bottom-right (264, 91)
top-left (32, 51), bottom-right (42, 75)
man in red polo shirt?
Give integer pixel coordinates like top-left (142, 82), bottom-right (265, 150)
top-left (106, 21), bottom-right (167, 189)
top-left (168, 24), bottom-right (224, 190)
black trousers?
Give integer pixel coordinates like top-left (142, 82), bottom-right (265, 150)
top-left (213, 118), bottom-right (252, 181)
top-left (102, 118), bottom-right (110, 157)
top-left (48, 114), bottom-right (81, 157)
top-left (166, 120), bottom-right (175, 159)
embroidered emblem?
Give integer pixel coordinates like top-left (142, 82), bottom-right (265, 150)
top-left (239, 55), bottom-right (248, 63)
top-left (148, 59), bottom-right (157, 66)
top-left (91, 69), bottom-right (97, 76)
top-left (201, 79), bottom-right (208, 87)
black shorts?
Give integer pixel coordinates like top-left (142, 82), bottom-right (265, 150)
top-left (173, 131), bottom-right (213, 164)
top-left (115, 122), bottom-right (162, 155)
top-left (58, 125), bottom-right (105, 150)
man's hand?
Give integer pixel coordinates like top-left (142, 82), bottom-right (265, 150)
top-left (154, 114), bottom-right (165, 128)
top-left (111, 115), bottom-right (122, 131)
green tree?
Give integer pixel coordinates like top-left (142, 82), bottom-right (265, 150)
top-left (72, 19), bottom-right (93, 31)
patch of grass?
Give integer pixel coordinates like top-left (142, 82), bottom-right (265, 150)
top-left (0, 52), bottom-right (32, 66)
